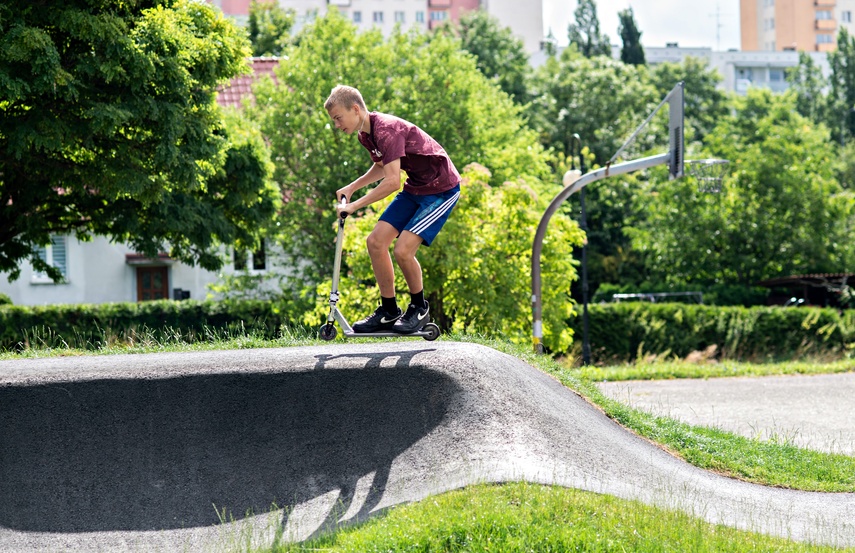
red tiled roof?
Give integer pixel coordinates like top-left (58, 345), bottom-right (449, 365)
top-left (217, 57), bottom-right (281, 108)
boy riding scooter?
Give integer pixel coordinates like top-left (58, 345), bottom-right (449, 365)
top-left (323, 85), bottom-right (461, 335)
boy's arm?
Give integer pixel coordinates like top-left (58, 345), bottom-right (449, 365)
top-left (338, 159), bottom-right (402, 216)
top-left (345, 163), bottom-right (385, 195)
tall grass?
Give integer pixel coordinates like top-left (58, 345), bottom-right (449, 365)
top-left (263, 482), bottom-right (853, 553)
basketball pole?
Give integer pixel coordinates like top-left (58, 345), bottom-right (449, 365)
top-left (531, 82), bottom-right (685, 355)
top-left (531, 152), bottom-right (670, 353)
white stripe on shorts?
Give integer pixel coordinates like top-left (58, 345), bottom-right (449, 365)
top-left (410, 190), bottom-right (460, 235)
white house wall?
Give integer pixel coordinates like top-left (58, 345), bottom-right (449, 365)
top-left (0, 237), bottom-right (222, 306)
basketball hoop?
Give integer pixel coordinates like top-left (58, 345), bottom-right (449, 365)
top-left (686, 159), bottom-right (729, 193)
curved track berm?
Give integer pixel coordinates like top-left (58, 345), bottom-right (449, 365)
top-left (1, 342), bottom-right (852, 552)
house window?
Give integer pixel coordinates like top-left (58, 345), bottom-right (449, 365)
top-left (32, 235), bottom-right (68, 283)
top-left (136, 266), bottom-right (168, 301)
top-left (234, 241), bottom-right (267, 271)
top-left (395, 10), bottom-right (405, 23)
top-left (373, 11), bottom-right (384, 23)
top-left (817, 33), bottom-right (834, 44)
top-left (252, 241), bottom-right (266, 271)
top-left (842, 11), bottom-right (852, 23)
top-left (770, 69), bottom-right (784, 82)
top-left (816, 10), bottom-right (833, 20)
top-left (430, 10), bottom-right (447, 21)
top-left (415, 11), bottom-right (425, 22)
top-left (353, 10), bottom-right (361, 23)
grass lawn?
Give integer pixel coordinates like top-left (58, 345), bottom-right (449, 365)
top-left (262, 482), bottom-right (853, 553)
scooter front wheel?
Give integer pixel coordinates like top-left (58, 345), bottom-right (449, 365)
top-left (319, 323), bottom-right (337, 341)
top-left (422, 322), bottom-right (440, 341)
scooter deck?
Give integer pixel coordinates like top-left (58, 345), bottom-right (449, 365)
top-left (320, 306), bottom-right (440, 341)
top-left (342, 329), bottom-right (432, 338)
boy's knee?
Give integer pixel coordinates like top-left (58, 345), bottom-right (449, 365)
top-left (366, 232), bottom-right (388, 253)
top-left (393, 242), bottom-right (416, 263)
top-left (393, 245), bottom-right (406, 263)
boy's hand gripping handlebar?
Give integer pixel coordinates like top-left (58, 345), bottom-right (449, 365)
top-left (337, 195), bottom-right (348, 222)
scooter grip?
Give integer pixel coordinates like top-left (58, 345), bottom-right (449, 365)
top-left (338, 195), bottom-right (348, 219)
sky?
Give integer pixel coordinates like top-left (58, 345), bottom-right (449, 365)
top-left (542, 0), bottom-right (742, 51)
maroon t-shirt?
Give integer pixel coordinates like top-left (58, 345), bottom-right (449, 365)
top-left (357, 112), bottom-right (461, 195)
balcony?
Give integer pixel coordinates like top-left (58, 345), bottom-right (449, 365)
top-left (816, 18), bottom-right (837, 30)
top-left (817, 42), bottom-right (837, 52)
top-left (814, 0), bottom-right (835, 6)
top-left (428, 0), bottom-right (451, 6)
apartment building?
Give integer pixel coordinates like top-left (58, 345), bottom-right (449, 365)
top-left (206, 0), bottom-right (543, 54)
top-left (741, 0), bottom-right (855, 51)
top-left (646, 45), bottom-right (831, 94)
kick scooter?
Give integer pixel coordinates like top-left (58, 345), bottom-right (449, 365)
top-left (318, 197), bottom-right (440, 342)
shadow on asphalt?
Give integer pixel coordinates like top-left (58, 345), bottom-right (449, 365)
top-left (0, 349), bottom-right (455, 533)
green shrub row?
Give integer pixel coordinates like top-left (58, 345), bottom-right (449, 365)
top-left (0, 300), bottom-right (291, 351)
top-left (5, 298), bottom-right (854, 362)
top-left (569, 302), bottom-right (855, 363)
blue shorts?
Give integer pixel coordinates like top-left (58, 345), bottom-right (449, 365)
top-left (379, 184), bottom-right (460, 246)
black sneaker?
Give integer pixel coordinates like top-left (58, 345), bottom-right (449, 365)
top-left (393, 301), bottom-right (430, 334)
top-left (352, 305), bottom-right (402, 333)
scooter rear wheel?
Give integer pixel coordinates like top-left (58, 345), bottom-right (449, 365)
top-left (422, 322), bottom-right (440, 341)
top-left (319, 323), bottom-right (337, 341)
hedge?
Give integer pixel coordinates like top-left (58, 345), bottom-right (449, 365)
top-left (4, 299), bottom-right (855, 362)
top-left (569, 302), bottom-right (855, 363)
top-left (0, 300), bottom-right (291, 351)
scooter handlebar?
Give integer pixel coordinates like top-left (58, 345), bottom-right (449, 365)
top-left (338, 195), bottom-right (348, 220)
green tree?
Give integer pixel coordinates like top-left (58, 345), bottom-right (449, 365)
top-left (251, 11), bottom-right (574, 332)
top-left (628, 89), bottom-right (855, 287)
top-left (527, 50), bottom-right (662, 301)
top-left (528, 49), bottom-right (659, 164)
top-left (435, 9), bottom-right (530, 104)
top-left (786, 51), bottom-right (828, 126)
top-left (618, 7), bottom-right (645, 65)
top-left (247, 0), bottom-right (295, 56)
top-left (828, 28), bottom-right (855, 145)
top-left (543, 28), bottom-right (559, 58)
top-left (567, 0), bottom-right (612, 58)
top-left (0, 0), bottom-right (279, 281)
top-left (650, 57), bottom-right (727, 143)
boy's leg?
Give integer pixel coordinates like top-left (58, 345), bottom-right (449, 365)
top-left (392, 185), bottom-right (460, 334)
top-left (351, 221), bottom-right (401, 333)
top-left (367, 221), bottom-right (399, 298)
top-left (393, 231), bottom-right (423, 294)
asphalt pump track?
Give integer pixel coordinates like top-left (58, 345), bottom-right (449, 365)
top-left (1, 342), bottom-right (853, 552)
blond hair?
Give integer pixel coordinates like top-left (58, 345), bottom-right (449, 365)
top-left (324, 85), bottom-right (367, 112)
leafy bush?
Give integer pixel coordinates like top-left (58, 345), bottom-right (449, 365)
top-left (569, 302), bottom-right (855, 363)
top-left (0, 300), bottom-right (291, 351)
